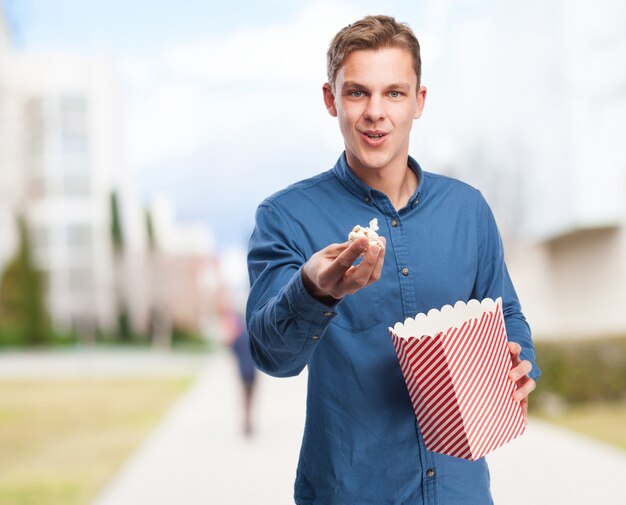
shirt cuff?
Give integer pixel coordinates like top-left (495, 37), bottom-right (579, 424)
top-left (284, 267), bottom-right (341, 333)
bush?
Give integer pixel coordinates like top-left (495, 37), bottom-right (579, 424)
top-left (532, 336), bottom-right (626, 408)
top-left (0, 325), bottom-right (22, 347)
top-left (171, 325), bottom-right (212, 351)
top-left (0, 325), bottom-right (77, 348)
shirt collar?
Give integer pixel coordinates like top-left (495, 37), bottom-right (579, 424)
top-left (332, 151), bottom-right (424, 209)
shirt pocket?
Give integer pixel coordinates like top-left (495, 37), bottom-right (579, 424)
top-left (332, 285), bottom-right (382, 332)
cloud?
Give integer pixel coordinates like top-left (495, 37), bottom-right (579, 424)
top-left (118, 1), bottom-right (365, 171)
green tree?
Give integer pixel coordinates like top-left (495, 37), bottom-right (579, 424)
top-left (110, 190), bottom-right (132, 341)
top-left (144, 207), bottom-right (172, 348)
top-left (110, 191), bottom-right (124, 253)
top-left (145, 208), bottom-right (156, 252)
top-left (0, 214), bottom-right (51, 345)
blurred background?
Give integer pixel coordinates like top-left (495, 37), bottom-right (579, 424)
top-left (0, 0), bottom-right (625, 504)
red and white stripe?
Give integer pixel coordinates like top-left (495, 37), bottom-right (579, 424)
top-left (390, 302), bottom-right (526, 461)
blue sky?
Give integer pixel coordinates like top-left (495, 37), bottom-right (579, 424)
top-left (6, 0), bottom-right (493, 52)
top-left (8, 0), bottom-right (314, 50)
top-left (7, 1), bottom-right (620, 250)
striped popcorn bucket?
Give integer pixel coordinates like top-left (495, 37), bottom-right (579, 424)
top-left (389, 298), bottom-right (526, 461)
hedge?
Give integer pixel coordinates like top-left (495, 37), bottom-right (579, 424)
top-left (531, 336), bottom-right (626, 407)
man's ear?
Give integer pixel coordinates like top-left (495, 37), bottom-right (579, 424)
top-left (322, 83), bottom-right (338, 117)
top-left (414, 85), bottom-right (427, 120)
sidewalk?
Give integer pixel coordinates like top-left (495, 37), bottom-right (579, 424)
top-left (488, 408), bottom-right (626, 504)
top-left (0, 347), bottom-right (209, 378)
top-left (91, 350), bottom-right (305, 505)
top-left (92, 351), bottom-right (626, 505)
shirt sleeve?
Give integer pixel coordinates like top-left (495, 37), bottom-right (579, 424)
top-left (472, 193), bottom-right (541, 381)
top-left (246, 200), bottom-right (340, 377)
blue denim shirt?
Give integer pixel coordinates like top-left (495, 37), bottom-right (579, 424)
top-left (247, 153), bottom-right (540, 505)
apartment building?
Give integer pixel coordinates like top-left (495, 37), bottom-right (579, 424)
top-left (8, 51), bottom-right (123, 335)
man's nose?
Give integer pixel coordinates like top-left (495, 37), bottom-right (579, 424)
top-left (363, 95), bottom-right (385, 122)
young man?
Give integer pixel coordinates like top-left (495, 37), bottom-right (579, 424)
top-left (247, 15), bottom-right (539, 505)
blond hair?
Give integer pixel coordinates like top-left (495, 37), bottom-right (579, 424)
top-left (327, 15), bottom-right (421, 91)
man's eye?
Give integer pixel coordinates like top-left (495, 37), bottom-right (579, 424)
top-left (349, 91), bottom-right (364, 97)
top-left (388, 91), bottom-right (402, 98)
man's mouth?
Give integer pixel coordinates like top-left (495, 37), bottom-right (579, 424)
top-left (360, 131), bottom-right (388, 145)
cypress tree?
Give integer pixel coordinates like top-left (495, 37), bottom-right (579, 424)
top-left (110, 191), bottom-right (124, 253)
top-left (0, 215), bottom-right (51, 345)
top-left (109, 190), bottom-right (132, 341)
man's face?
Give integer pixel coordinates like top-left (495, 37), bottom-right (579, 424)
top-left (323, 47), bottom-right (426, 176)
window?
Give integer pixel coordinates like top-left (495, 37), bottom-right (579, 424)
top-left (24, 97), bottom-right (45, 179)
top-left (66, 224), bottom-right (92, 248)
top-left (68, 268), bottom-right (93, 291)
top-left (63, 175), bottom-right (90, 197)
top-left (60, 96), bottom-right (87, 137)
top-left (60, 95), bottom-right (89, 174)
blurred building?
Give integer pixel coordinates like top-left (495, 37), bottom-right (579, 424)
top-left (509, 1), bottom-right (626, 340)
top-left (418, 0), bottom-right (626, 339)
top-left (510, 1), bottom-right (626, 340)
top-left (132, 197), bottom-right (220, 345)
top-left (0, 4), bottom-right (220, 343)
top-left (7, 50), bottom-right (122, 335)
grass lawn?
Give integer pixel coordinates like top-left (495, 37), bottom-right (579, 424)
top-left (0, 376), bottom-right (194, 505)
top-left (536, 402), bottom-right (626, 451)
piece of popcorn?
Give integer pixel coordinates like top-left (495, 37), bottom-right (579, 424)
top-left (348, 218), bottom-right (385, 248)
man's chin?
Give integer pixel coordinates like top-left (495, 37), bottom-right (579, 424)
top-left (349, 153), bottom-right (392, 174)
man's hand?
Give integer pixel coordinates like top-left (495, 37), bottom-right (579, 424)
top-left (508, 341), bottom-right (536, 423)
top-left (302, 237), bottom-right (386, 304)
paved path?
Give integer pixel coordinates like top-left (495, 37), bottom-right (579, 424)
top-left (489, 411), bottom-right (626, 504)
top-left (92, 350), bottom-right (305, 505)
top-left (91, 351), bottom-right (626, 505)
top-left (0, 348), bottom-right (209, 378)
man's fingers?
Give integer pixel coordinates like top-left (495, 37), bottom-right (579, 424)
top-left (513, 377), bottom-right (536, 402)
top-left (343, 242), bottom-right (384, 292)
top-left (506, 343), bottom-right (535, 415)
top-left (320, 238), bottom-right (368, 286)
top-left (509, 359), bottom-right (532, 381)
top-left (323, 240), bottom-right (352, 256)
top-left (369, 238), bottom-right (386, 282)
top-left (508, 341), bottom-right (521, 357)
top-left (313, 236), bottom-right (385, 298)
top-left (520, 398), bottom-right (529, 424)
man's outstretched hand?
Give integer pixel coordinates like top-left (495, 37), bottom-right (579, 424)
top-left (302, 237), bottom-right (386, 305)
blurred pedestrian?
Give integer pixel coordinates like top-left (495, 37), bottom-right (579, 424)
top-left (228, 312), bottom-right (257, 436)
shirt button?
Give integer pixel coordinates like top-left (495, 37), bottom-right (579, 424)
top-left (364, 196), bottom-right (370, 203)
top-left (426, 468), bottom-right (435, 478)
top-left (391, 219), bottom-right (398, 227)
top-left (311, 335), bottom-right (320, 340)
top-left (401, 267), bottom-right (410, 276)
top-left (323, 311), bottom-right (334, 317)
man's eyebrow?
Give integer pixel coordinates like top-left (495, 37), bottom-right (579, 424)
top-left (385, 82), bottom-right (411, 91)
top-left (340, 81), bottom-right (412, 91)
top-left (341, 81), bottom-right (367, 90)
